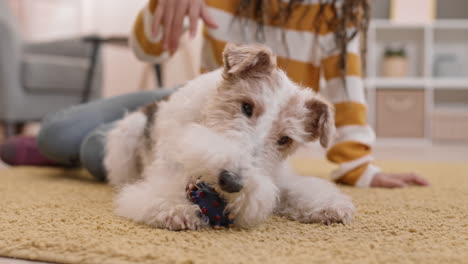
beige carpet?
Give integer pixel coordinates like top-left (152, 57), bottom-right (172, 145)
top-left (0, 160), bottom-right (467, 264)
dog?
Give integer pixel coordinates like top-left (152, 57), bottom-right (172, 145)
top-left (104, 44), bottom-right (355, 230)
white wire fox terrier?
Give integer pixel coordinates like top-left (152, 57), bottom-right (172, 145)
top-left (104, 44), bottom-right (355, 230)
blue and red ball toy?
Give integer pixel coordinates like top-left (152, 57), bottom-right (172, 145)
top-left (187, 182), bottom-right (234, 229)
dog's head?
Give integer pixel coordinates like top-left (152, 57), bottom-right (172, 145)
top-left (200, 44), bottom-right (336, 227)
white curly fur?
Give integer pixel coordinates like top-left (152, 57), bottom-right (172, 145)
top-left (105, 44), bottom-right (355, 230)
top-left (104, 112), bottom-right (146, 186)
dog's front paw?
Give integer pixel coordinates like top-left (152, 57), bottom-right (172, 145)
top-left (314, 202), bottom-right (355, 225)
top-left (301, 197), bottom-right (355, 225)
top-left (159, 204), bottom-right (209, 231)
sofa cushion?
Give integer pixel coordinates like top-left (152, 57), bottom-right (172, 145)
top-left (22, 54), bottom-right (90, 94)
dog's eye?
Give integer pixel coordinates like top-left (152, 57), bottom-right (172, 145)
top-left (242, 102), bottom-right (254, 117)
top-left (277, 136), bottom-right (292, 146)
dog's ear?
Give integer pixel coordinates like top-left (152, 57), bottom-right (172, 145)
top-left (222, 43), bottom-right (276, 79)
top-left (304, 96), bottom-right (336, 148)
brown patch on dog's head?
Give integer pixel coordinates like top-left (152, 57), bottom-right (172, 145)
top-left (222, 43), bottom-right (277, 81)
top-left (202, 84), bottom-right (266, 133)
top-left (202, 44), bottom-right (279, 132)
top-left (304, 96), bottom-right (336, 148)
top-left (268, 119), bottom-right (300, 160)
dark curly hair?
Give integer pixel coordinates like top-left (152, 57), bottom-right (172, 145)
top-left (235, 0), bottom-right (371, 82)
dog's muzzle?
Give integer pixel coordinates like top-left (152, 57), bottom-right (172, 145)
top-left (219, 170), bottom-right (242, 193)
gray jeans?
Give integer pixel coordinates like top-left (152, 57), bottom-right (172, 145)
top-left (37, 88), bottom-right (177, 181)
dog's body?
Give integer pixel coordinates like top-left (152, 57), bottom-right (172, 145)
top-left (105, 44), bottom-right (355, 230)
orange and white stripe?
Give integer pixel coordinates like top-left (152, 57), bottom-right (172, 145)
top-left (129, 1), bottom-right (169, 63)
top-left (130, 0), bottom-right (379, 187)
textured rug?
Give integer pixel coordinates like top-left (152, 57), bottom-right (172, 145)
top-left (0, 160), bottom-right (467, 264)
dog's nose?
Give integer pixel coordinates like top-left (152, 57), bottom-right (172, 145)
top-left (219, 170), bottom-right (242, 193)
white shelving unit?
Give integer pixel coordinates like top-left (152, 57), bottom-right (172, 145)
top-left (365, 4), bottom-right (468, 143)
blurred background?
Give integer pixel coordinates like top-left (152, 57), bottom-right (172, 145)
top-left (0, 0), bottom-right (467, 161)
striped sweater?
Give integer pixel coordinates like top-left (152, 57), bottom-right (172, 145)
top-left (130, 0), bottom-right (381, 187)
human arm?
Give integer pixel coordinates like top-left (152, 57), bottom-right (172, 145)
top-left (321, 31), bottom-right (429, 188)
top-left (129, 0), bottom-right (217, 63)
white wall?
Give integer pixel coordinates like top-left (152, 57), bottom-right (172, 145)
top-left (80, 0), bottom-right (146, 36)
top-left (13, 0), bottom-right (81, 41)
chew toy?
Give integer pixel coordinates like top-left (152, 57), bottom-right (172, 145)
top-left (187, 182), bottom-right (234, 229)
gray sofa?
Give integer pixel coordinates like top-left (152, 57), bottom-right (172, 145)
top-left (0, 0), bottom-right (102, 136)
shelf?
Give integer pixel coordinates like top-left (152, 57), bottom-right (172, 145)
top-left (367, 11), bottom-right (468, 142)
top-left (433, 28), bottom-right (468, 79)
top-left (367, 78), bottom-right (426, 88)
top-left (433, 79), bottom-right (468, 89)
top-left (433, 20), bottom-right (468, 29)
top-left (373, 27), bottom-right (426, 77)
top-left (371, 19), bottom-right (427, 29)
top-left (366, 78), bottom-right (468, 89)
top-left (371, 19), bottom-right (468, 29)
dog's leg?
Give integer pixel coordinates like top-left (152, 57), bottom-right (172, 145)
top-left (114, 163), bottom-right (208, 230)
top-left (113, 123), bottom-right (241, 230)
top-left (275, 164), bottom-right (355, 225)
top-left (104, 112), bottom-right (147, 186)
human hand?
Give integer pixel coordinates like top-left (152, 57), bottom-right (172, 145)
top-left (370, 172), bottom-right (430, 188)
top-left (152, 0), bottom-right (218, 53)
